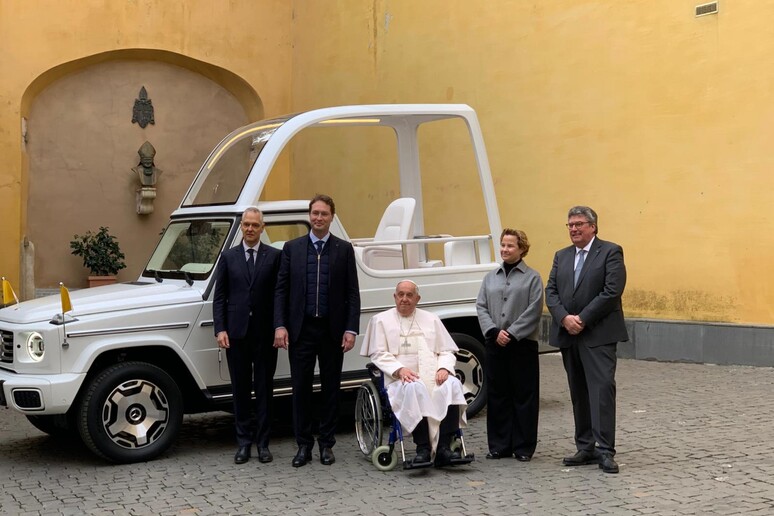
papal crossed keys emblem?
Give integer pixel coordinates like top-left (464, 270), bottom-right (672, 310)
top-left (131, 86), bottom-right (155, 129)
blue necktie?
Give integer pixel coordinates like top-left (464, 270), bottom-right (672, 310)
top-left (315, 240), bottom-right (324, 253)
top-left (574, 249), bottom-right (585, 288)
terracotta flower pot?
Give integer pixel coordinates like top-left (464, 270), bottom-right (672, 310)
top-left (88, 275), bottom-right (117, 288)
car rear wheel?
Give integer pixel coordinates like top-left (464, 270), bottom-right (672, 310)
top-left (451, 333), bottom-right (486, 417)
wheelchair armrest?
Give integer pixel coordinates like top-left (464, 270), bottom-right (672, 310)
top-left (366, 362), bottom-right (383, 379)
top-left (365, 363), bottom-right (387, 391)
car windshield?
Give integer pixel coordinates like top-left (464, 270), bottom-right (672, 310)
top-left (143, 219), bottom-right (233, 281)
top-left (183, 115), bottom-right (296, 206)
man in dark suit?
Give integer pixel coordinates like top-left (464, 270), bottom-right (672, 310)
top-left (545, 206), bottom-right (628, 474)
top-left (213, 207), bottom-right (281, 465)
top-left (274, 194), bottom-right (361, 467)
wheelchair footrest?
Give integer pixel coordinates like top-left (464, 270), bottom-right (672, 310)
top-left (449, 453), bottom-right (475, 466)
top-left (403, 459), bottom-right (434, 470)
top-left (435, 454), bottom-right (475, 468)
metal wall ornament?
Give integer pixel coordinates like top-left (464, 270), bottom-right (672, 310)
top-left (131, 86), bottom-right (155, 128)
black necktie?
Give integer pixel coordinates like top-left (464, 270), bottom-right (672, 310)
top-left (315, 240), bottom-right (324, 253)
top-left (247, 248), bottom-right (255, 281)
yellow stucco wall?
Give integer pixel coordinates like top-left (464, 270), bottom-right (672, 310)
top-left (0, 0), bottom-right (292, 288)
top-left (1, 1), bottom-right (772, 325)
top-left (289, 0), bottom-right (774, 325)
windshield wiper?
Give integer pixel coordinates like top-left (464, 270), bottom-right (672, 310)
top-left (145, 268), bottom-right (197, 286)
top-left (145, 269), bottom-right (164, 283)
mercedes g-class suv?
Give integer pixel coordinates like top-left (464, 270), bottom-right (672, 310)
top-left (0, 104), bottom-right (502, 463)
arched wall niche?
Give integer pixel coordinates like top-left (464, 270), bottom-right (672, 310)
top-left (20, 49), bottom-right (263, 292)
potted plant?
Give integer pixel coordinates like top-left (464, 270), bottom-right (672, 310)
top-left (70, 226), bottom-right (127, 287)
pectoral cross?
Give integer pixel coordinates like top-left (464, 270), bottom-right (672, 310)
top-left (398, 313), bottom-right (416, 351)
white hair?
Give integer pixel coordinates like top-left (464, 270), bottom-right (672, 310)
top-left (396, 279), bottom-right (419, 294)
top-left (243, 206), bottom-right (262, 217)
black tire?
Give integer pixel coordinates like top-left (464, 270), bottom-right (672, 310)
top-left (355, 382), bottom-right (383, 456)
top-left (77, 361), bottom-right (183, 463)
top-left (451, 332), bottom-right (486, 417)
top-left (26, 414), bottom-right (76, 438)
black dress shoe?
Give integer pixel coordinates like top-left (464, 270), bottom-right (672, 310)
top-left (514, 454), bottom-right (532, 462)
top-left (434, 446), bottom-right (455, 467)
top-left (234, 445), bottom-right (251, 464)
top-left (412, 447), bottom-right (432, 466)
top-left (486, 451), bottom-right (504, 459)
top-left (562, 449), bottom-right (599, 466)
top-left (410, 446), bottom-right (433, 468)
top-left (599, 454), bottom-right (619, 474)
top-left (320, 447), bottom-right (335, 465)
top-left (257, 447), bottom-right (273, 463)
top-left (292, 445), bottom-right (312, 467)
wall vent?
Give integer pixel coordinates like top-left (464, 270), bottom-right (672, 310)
top-left (696, 2), bottom-right (718, 17)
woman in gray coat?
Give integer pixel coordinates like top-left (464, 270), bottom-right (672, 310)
top-left (476, 228), bottom-right (544, 461)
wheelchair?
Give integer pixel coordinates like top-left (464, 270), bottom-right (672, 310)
top-left (354, 363), bottom-right (474, 471)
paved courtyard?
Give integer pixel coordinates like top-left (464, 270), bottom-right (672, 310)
top-left (2, 353), bottom-right (774, 515)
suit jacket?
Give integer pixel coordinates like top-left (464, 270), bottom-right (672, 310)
top-left (545, 237), bottom-right (628, 348)
top-left (274, 233), bottom-right (361, 343)
top-left (213, 242), bottom-right (281, 342)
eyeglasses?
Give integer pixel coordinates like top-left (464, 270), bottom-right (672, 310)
top-left (565, 222), bottom-right (591, 229)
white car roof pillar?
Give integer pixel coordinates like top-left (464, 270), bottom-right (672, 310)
top-left (465, 112), bottom-right (502, 253)
top-left (395, 120), bottom-right (425, 237)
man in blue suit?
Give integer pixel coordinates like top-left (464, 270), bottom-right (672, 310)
top-left (545, 206), bottom-right (628, 474)
top-left (274, 194), bottom-right (361, 467)
top-left (213, 207), bottom-right (281, 464)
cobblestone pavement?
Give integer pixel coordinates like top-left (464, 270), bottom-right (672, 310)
top-left (2, 353), bottom-right (774, 515)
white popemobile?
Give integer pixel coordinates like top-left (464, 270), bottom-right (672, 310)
top-left (0, 104), bottom-right (502, 463)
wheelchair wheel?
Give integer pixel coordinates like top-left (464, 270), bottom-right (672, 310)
top-left (372, 445), bottom-right (399, 471)
top-left (355, 382), bottom-right (383, 456)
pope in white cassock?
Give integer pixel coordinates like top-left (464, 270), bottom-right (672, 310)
top-left (360, 280), bottom-right (468, 467)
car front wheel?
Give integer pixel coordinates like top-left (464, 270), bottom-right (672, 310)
top-left (77, 361), bottom-right (183, 463)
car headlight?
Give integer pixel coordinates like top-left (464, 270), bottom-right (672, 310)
top-left (26, 332), bottom-right (45, 362)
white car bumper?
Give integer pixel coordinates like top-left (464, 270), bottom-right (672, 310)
top-left (0, 369), bottom-right (85, 414)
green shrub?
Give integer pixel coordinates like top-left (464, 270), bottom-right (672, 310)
top-left (70, 227), bottom-right (127, 276)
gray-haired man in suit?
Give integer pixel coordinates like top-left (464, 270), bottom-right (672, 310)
top-left (545, 206), bottom-right (628, 474)
top-left (213, 207), bottom-right (281, 465)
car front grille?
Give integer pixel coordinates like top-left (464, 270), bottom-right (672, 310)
top-left (0, 330), bottom-right (13, 363)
